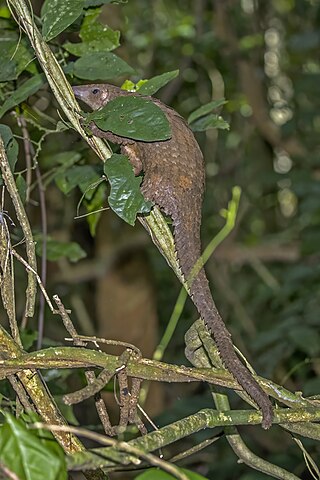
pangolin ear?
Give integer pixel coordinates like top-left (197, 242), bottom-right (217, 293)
top-left (101, 88), bottom-right (110, 104)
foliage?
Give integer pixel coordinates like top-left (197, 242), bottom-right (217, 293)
top-left (86, 96), bottom-right (171, 141)
top-left (0, 0), bottom-right (320, 479)
top-left (0, 412), bottom-right (67, 480)
top-left (104, 154), bottom-right (153, 225)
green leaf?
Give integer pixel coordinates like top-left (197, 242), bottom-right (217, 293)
top-left (0, 413), bottom-right (67, 480)
top-left (41, 0), bottom-right (84, 41)
top-left (0, 6), bottom-right (11, 18)
top-left (190, 113), bottom-right (229, 132)
top-left (0, 74), bottom-right (45, 119)
top-left (64, 7), bottom-right (120, 56)
top-left (55, 164), bottom-right (102, 195)
top-left (87, 96), bottom-right (171, 141)
top-left (137, 70), bottom-right (180, 96)
top-left (104, 154), bottom-right (153, 225)
top-left (41, 151), bottom-right (81, 170)
top-left (73, 51), bottom-right (135, 80)
top-left (136, 467), bottom-right (208, 480)
top-left (84, 182), bottom-right (106, 236)
top-left (0, 57), bottom-right (16, 82)
top-left (84, 0), bottom-right (127, 5)
top-left (0, 35), bottom-right (35, 81)
top-left (0, 124), bottom-right (19, 172)
top-left (20, 329), bottom-right (38, 350)
top-left (35, 237), bottom-right (87, 262)
top-left (55, 397), bottom-right (79, 425)
top-left (16, 174), bottom-right (27, 203)
top-left (188, 99), bottom-right (227, 124)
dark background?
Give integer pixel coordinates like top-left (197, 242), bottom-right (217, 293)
top-left (1, 0), bottom-right (320, 478)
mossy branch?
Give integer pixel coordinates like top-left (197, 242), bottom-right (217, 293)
top-left (67, 407), bottom-right (320, 471)
top-left (0, 322), bottom-right (84, 454)
top-left (0, 339), bottom-right (318, 413)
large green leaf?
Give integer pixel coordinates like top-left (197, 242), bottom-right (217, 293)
top-left (0, 413), bottom-right (67, 480)
top-left (137, 70), bottom-right (179, 96)
top-left (73, 51), bottom-right (135, 80)
top-left (0, 74), bottom-right (45, 119)
top-left (41, 0), bottom-right (84, 41)
top-left (136, 467), bottom-right (208, 480)
top-left (0, 124), bottom-right (19, 172)
top-left (87, 96), bottom-right (171, 141)
top-left (64, 7), bottom-right (120, 56)
top-left (104, 154), bottom-right (152, 225)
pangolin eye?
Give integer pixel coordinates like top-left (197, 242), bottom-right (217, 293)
top-left (92, 88), bottom-right (100, 94)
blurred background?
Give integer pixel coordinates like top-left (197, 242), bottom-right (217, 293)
top-left (1, 0), bottom-right (320, 478)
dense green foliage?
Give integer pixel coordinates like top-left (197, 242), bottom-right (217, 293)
top-left (0, 0), bottom-right (320, 479)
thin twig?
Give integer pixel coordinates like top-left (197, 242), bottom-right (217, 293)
top-left (85, 370), bottom-right (114, 436)
top-left (31, 423), bottom-right (189, 480)
top-left (16, 114), bottom-right (48, 349)
top-left (11, 249), bottom-right (54, 312)
top-left (35, 158), bottom-right (47, 349)
top-left (169, 435), bottom-right (222, 463)
top-left (0, 462), bottom-right (20, 480)
top-left (15, 114), bottom-right (32, 202)
top-left (53, 294), bottom-right (116, 435)
top-left (63, 369), bottom-right (113, 406)
top-left (0, 135), bottom-right (37, 318)
top-left (0, 188), bottom-right (18, 344)
top-left (0, 323), bottom-right (84, 453)
top-left (65, 334), bottom-right (141, 355)
top-left (187, 320), bottom-right (300, 480)
top-left (53, 295), bottom-right (79, 339)
top-left (7, 374), bottom-right (35, 412)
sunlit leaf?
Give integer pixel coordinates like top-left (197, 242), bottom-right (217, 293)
top-left (104, 154), bottom-right (153, 225)
top-left (0, 6), bottom-right (11, 18)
